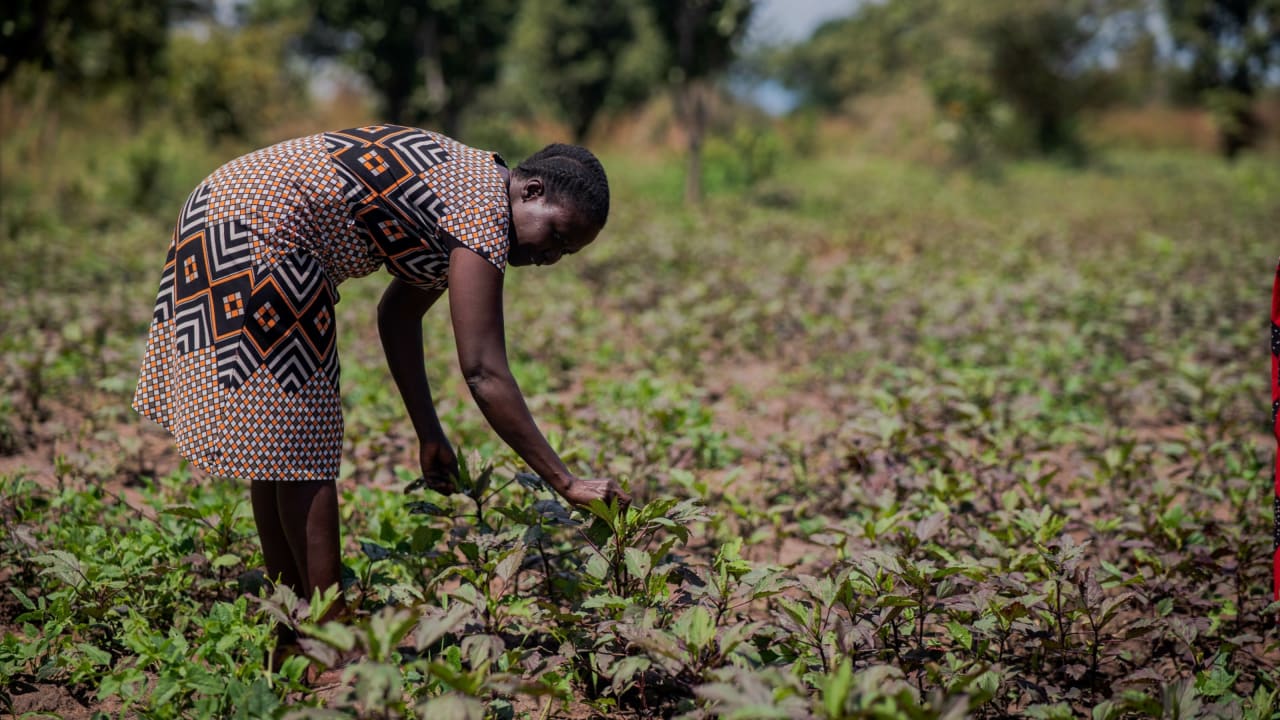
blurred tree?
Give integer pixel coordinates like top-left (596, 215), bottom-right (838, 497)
top-left (302, 0), bottom-right (517, 135)
top-left (505, 0), bottom-right (660, 141)
top-left (1112, 25), bottom-right (1167, 104)
top-left (1164, 0), bottom-right (1280, 157)
top-left (167, 13), bottom-right (309, 141)
top-left (766, 0), bottom-right (1134, 161)
top-left (977, 4), bottom-right (1111, 159)
top-left (765, 1), bottom-right (933, 111)
top-left (0, 0), bottom-right (207, 96)
top-left (647, 0), bottom-right (755, 204)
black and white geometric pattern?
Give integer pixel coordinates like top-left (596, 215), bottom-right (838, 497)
top-left (324, 124), bottom-right (510, 289)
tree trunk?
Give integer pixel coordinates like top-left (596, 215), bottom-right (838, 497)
top-left (417, 15), bottom-right (452, 132)
top-left (1220, 70), bottom-right (1258, 160)
top-left (1221, 104), bottom-right (1258, 160)
top-left (681, 80), bottom-right (706, 206)
top-left (440, 101), bottom-right (461, 139)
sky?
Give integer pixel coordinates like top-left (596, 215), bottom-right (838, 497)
top-left (217, 0), bottom-right (866, 113)
top-left (747, 0), bottom-right (861, 46)
top-left (740, 0), bottom-right (863, 114)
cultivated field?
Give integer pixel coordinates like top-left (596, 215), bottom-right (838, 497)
top-left (2, 118), bottom-right (1278, 718)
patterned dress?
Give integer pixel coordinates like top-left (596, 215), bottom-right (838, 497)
top-left (133, 125), bottom-right (510, 482)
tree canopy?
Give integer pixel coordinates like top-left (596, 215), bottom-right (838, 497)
top-left (1164, 0), bottom-right (1280, 155)
top-left (298, 0), bottom-right (516, 135)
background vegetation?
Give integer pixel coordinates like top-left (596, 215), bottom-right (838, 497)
top-left (2, 0), bottom-right (1279, 717)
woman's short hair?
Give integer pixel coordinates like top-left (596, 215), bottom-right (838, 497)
top-left (515, 144), bottom-right (610, 229)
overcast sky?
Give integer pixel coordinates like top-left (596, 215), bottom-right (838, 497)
top-left (747, 0), bottom-right (860, 46)
top-left (738, 0), bottom-right (862, 113)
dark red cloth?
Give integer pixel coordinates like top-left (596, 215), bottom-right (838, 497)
top-left (1271, 261), bottom-right (1280, 599)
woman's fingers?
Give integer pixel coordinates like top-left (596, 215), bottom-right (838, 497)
top-left (564, 477), bottom-right (631, 511)
top-left (424, 474), bottom-right (457, 494)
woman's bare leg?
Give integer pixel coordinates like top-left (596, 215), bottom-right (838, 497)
top-left (250, 479), bottom-right (306, 669)
top-left (274, 479), bottom-right (346, 622)
top-left (250, 480), bottom-right (305, 593)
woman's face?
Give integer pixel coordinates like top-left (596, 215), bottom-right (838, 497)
top-left (508, 178), bottom-right (599, 267)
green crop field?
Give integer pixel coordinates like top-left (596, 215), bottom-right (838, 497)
top-left (2, 114), bottom-right (1278, 718)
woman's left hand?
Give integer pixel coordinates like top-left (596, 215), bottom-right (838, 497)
top-left (418, 438), bottom-right (460, 494)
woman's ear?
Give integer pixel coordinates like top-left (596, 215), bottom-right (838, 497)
top-left (521, 177), bottom-right (544, 202)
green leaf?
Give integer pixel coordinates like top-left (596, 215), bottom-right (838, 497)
top-left (946, 620), bottom-right (972, 650)
top-left (414, 604), bottom-right (471, 651)
top-left (585, 554), bottom-right (610, 581)
top-left (494, 545), bottom-right (527, 585)
top-left (411, 526), bottom-right (445, 554)
top-left (1025, 702), bottom-right (1075, 720)
top-left (427, 659), bottom-right (484, 695)
top-left (366, 607), bottom-right (418, 661)
top-left (1092, 700), bottom-right (1120, 720)
top-left (211, 552), bottom-right (241, 569)
top-left (76, 642), bottom-right (112, 667)
top-left (162, 505), bottom-right (205, 520)
top-left (416, 693), bottom-right (485, 720)
top-left (303, 621), bottom-right (356, 652)
top-left (610, 655), bottom-right (652, 693)
top-left (580, 593), bottom-right (632, 610)
top-left (821, 658), bottom-right (854, 717)
top-left (624, 547), bottom-right (651, 581)
top-left (1194, 659), bottom-right (1236, 698)
top-left (777, 598), bottom-right (813, 629)
top-left (9, 587), bottom-right (35, 611)
top-left (470, 464), bottom-right (494, 501)
top-left (360, 541), bottom-right (391, 562)
top-left (674, 605), bottom-right (715, 652)
top-left (585, 517), bottom-right (614, 547)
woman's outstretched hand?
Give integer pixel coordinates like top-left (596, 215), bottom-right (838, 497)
top-left (561, 477), bottom-right (631, 511)
top-left (418, 438), bottom-right (459, 495)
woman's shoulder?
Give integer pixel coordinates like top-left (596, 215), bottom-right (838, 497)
top-left (324, 125), bottom-right (500, 177)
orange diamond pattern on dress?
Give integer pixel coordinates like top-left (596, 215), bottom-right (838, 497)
top-left (223, 292), bottom-right (244, 319)
top-left (379, 219), bottom-right (407, 242)
top-left (315, 306), bottom-right (331, 335)
top-left (254, 301), bottom-right (280, 331)
top-left (360, 150), bottom-right (389, 175)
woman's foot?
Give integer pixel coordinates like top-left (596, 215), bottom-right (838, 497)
top-left (266, 622), bottom-right (301, 674)
top-left (305, 647), bottom-right (365, 687)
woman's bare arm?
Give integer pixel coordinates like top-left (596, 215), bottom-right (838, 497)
top-left (446, 247), bottom-right (629, 508)
top-left (378, 278), bottom-right (458, 485)
top-left (445, 247), bottom-right (577, 493)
